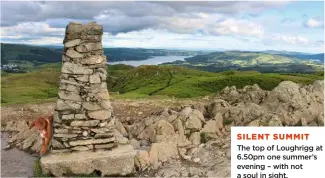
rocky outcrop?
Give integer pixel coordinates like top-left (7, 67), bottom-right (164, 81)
top-left (219, 80), bottom-right (324, 127)
top-left (2, 80), bottom-right (323, 177)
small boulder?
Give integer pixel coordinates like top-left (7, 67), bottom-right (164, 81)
top-left (130, 138), bottom-right (140, 149)
top-left (115, 120), bottom-right (128, 137)
top-left (135, 150), bottom-right (150, 171)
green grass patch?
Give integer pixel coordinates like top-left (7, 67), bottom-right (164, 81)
top-left (1, 64), bottom-right (323, 105)
top-left (33, 159), bottom-right (50, 177)
top-left (200, 132), bottom-right (208, 144)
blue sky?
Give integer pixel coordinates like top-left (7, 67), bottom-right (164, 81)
top-left (1, 1), bottom-right (324, 53)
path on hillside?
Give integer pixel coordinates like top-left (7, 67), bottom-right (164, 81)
top-left (1, 98), bottom-right (208, 125)
top-left (1, 132), bottom-right (37, 177)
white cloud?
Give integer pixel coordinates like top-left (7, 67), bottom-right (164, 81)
top-left (211, 19), bottom-right (264, 37)
top-left (1, 22), bottom-right (65, 38)
top-left (1, 37), bottom-right (63, 46)
top-left (304, 18), bottom-right (323, 28)
top-left (267, 34), bottom-right (310, 45)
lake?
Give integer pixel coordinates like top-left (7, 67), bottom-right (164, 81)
top-left (108, 56), bottom-right (190, 67)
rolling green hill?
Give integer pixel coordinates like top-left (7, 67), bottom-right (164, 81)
top-left (163, 51), bottom-right (324, 73)
top-left (1, 63), bottom-right (323, 105)
top-left (0, 43), bottom-right (202, 70)
top-left (0, 63), bottom-right (133, 104)
top-left (2, 43), bottom-right (323, 74)
top-left (110, 65), bottom-right (323, 98)
top-left (1, 43), bottom-right (62, 66)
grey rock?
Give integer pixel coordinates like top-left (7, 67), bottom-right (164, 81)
top-left (66, 22), bottom-right (84, 34)
top-left (53, 134), bottom-right (78, 138)
top-left (65, 48), bottom-right (84, 58)
top-left (201, 120), bottom-right (217, 133)
top-left (80, 55), bottom-right (106, 65)
top-left (135, 150), bottom-right (150, 171)
top-left (65, 84), bottom-right (79, 92)
top-left (71, 146), bottom-right (90, 151)
top-left (130, 138), bottom-right (140, 149)
top-left (100, 100), bottom-right (112, 109)
top-left (63, 142), bottom-right (70, 148)
top-left (75, 75), bottom-right (89, 82)
top-left (94, 133), bottom-right (115, 139)
top-left (214, 112), bottom-right (224, 129)
top-left (89, 73), bottom-right (101, 84)
top-left (178, 107), bottom-right (192, 121)
top-left (52, 139), bottom-right (65, 149)
top-left (94, 143), bottom-right (115, 149)
top-left (62, 55), bottom-right (71, 62)
top-left (70, 120), bottom-right (100, 127)
top-left (268, 115), bottom-right (283, 126)
top-left (75, 114), bottom-right (86, 120)
top-left (52, 149), bottom-right (71, 154)
top-left (22, 131), bottom-right (40, 150)
top-left (148, 142), bottom-right (178, 164)
top-left (207, 99), bottom-right (230, 117)
top-left (185, 113), bottom-right (202, 131)
top-left (61, 62), bottom-right (93, 75)
top-left (53, 111), bottom-right (61, 123)
top-left (115, 130), bottom-right (129, 145)
top-left (115, 120), bottom-right (128, 137)
top-left (90, 128), bottom-right (111, 134)
top-left (11, 128), bottom-right (36, 142)
top-left (82, 102), bottom-right (102, 111)
top-left (65, 39), bottom-right (82, 48)
top-left (189, 132), bottom-right (201, 146)
top-left (155, 120), bottom-right (175, 142)
top-left (96, 91), bottom-right (110, 100)
top-left (31, 139), bottom-right (42, 152)
top-left (75, 42), bottom-right (102, 53)
top-left (61, 114), bottom-right (75, 120)
top-left (88, 110), bottom-right (111, 120)
top-left (60, 79), bottom-right (82, 86)
top-left (58, 91), bottom-right (82, 102)
top-left (40, 145), bottom-right (135, 176)
top-left (82, 131), bottom-right (88, 136)
top-left (54, 129), bottom-right (69, 134)
top-left (69, 137), bottom-right (115, 146)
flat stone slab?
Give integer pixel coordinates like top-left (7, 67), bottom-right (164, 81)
top-left (40, 145), bottom-right (136, 177)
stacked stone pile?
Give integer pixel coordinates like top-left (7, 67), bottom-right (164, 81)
top-left (52, 22), bottom-right (116, 153)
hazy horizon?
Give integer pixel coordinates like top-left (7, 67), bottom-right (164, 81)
top-left (1, 1), bottom-right (324, 53)
top-left (2, 42), bottom-right (323, 55)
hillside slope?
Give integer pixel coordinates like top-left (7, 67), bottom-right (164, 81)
top-left (2, 64), bottom-right (323, 104)
top-left (163, 51), bottom-right (324, 73)
top-left (111, 65), bottom-right (323, 98)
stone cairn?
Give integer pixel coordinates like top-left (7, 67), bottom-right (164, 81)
top-left (52, 22), bottom-right (116, 153)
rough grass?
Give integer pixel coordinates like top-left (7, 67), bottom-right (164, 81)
top-left (1, 64), bottom-right (323, 104)
top-left (1, 66), bottom-right (61, 105)
top-left (33, 159), bottom-right (50, 177)
top-left (0, 63), bottom-right (133, 105)
top-left (111, 65), bottom-right (323, 98)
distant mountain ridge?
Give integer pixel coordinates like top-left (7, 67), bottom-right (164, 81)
top-left (0, 43), bottom-right (204, 65)
top-left (1, 43), bottom-right (323, 74)
top-left (261, 50), bottom-right (324, 63)
top-left (162, 50), bottom-right (324, 73)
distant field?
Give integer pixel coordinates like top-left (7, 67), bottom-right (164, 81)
top-left (111, 66), bottom-right (324, 98)
top-left (1, 64), bottom-right (61, 105)
top-left (163, 51), bottom-right (324, 73)
top-left (3, 63), bottom-right (322, 105)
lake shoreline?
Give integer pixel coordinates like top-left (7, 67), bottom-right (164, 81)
top-left (108, 55), bottom-right (192, 67)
